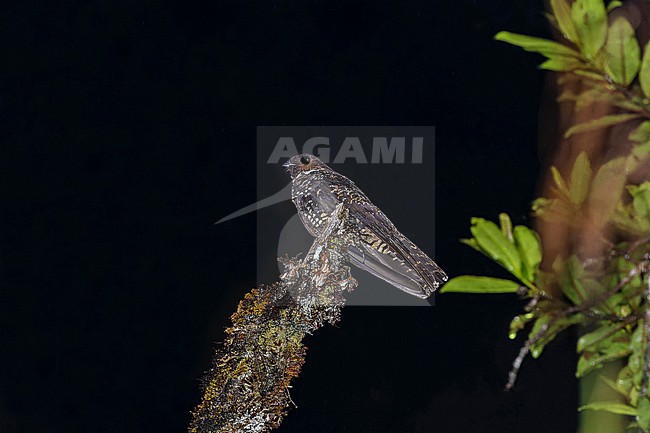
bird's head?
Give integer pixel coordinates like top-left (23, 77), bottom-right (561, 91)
top-left (283, 154), bottom-right (327, 178)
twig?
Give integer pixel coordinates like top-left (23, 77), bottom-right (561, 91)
top-left (605, 77), bottom-right (650, 119)
top-left (505, 320), bottom-right (553, 391)
top-left (627, 236), bottom-right (650, 259)
top-left (285, 387), bottom-right (297, 409)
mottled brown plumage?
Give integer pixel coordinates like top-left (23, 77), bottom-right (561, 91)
top-left (283, 154), bottom-right (447, 298)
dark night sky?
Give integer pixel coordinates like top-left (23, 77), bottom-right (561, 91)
top-left (1, 1), bottom-right (578, 433)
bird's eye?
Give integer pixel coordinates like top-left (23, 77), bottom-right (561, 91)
top-left (300, 156), bottom-right (310, 165)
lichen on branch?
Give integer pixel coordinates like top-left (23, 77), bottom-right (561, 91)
top-left (190, 204), bottom-right (357, 433)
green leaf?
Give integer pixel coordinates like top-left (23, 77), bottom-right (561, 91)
top-left (629, 121), bottom-right (650, 144)
top-left (590, 157), bottom-right (631, 227)
top-left (529, 315), bottom-right (552, 358)
top-left (641, 42), bottom-right (650, 98)
top-left (440, 276), bottom-right (521, 294)
top-left (531, 314), bottom-right (583, 358)
top-left (564, 113), bottom-right (642, 138)
top-left (574, 69), bottom-right (608, 81)
top-left (634, 194), bottom-right (650, 219)
top-left (551, 166), bottom-right (571, 197)
top-left (628, 323), bottom-right (646, 388)
top-left (460, 237), bottom-right (481, 252)
top-left (544, 11), bottom-right (558, 29)
top-left (578, 402), bottom-right (636, 416)
top-left (611, 202), bottom-right (648, 235)
top-left (569, 151), bottom-right (593, 206)
top-left (607, 0), bottom-right (623, 11)
top-left (509, 312), bottom-right (535, 339)
top-left (597, 290), bottom-right (619, 317)
top-left (599, 330), bottom-right (630, 356)
top-left (571, 0), bottom-right (608, 60)
top-left (629, 182), bottom-right (650, 218)
top-left (565, 255), bottom-right (588, 304)
top-left (470, 218), bottom-right (523, 278)
top-left (494, 31), bottom-right (581, 58)
top-left (552, 255), bottom-right (585, 305)
top-left (604, 16), bottom-right (641, 86)
top-left (617, 366), bottom-right (634, 398)
top-left (577, 323), bottom-right (625, 352)
top-left (632, 142), bottom-right (650, 160)
top-left (551, 0), bottom-right (579, 43)
top-left (560, 86), bottom-right (636, 111)
top-left (638, 397), bottom-right (650, 433)
top-left (532, 197), bottom-right (575, 223)
top-left (577, 348), bottom-right (633, 377)
top-left (539, 56), bottom-right (584, 72)
top-left (513, 226), bottom-right (542, 283)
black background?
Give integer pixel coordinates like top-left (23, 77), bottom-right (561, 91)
top-left (1, 1), bottom-right (577, 432)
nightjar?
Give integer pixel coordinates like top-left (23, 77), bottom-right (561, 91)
top-left (283, 154), bottom-right (447, 298)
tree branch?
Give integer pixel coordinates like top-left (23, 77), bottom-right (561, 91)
top-left (190, 204), bottom-right (357, 433)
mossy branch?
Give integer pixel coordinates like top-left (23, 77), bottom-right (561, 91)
top-left (189, 204), bottom-right (357, 433)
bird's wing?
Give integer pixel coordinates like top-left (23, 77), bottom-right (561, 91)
top-left (346, 200), bottom-right (447, 298)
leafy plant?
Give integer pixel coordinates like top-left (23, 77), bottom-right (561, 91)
top-left (495, 0), bottom-right (650, 124)
top-left (444, 0), bottom-right (650, 431)
top-left (445, 178), bottom-right (650, 429)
